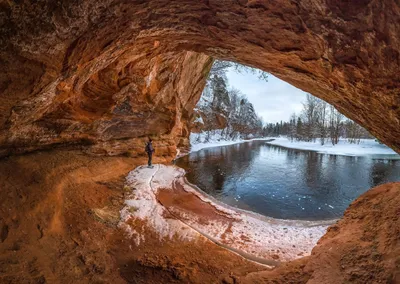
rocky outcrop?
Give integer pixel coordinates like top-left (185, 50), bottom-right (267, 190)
top-left (1, 0), bottom-right (400, 157)
top-left (241, 182), bottom-right (400, 283)
top-left (305, 182), bottom-right (400, 283)
top-left (1, 3), bottom-right (399, 283)
top-left (190, 76), bottom-right (232, 133)
top-left (0, 46), bottom-right (212, 157)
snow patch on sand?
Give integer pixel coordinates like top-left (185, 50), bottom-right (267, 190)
top-left (119, 165), bottom-right (198, 245)
top-left (176, 177), bottom-right (329, 262)
top-left (193, 116), bottom-right (204, 124)
top-left (120, 165), bottom-right (330, 262)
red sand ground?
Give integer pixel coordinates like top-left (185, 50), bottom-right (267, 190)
top-left (0, 150), bottom-right (398, 283)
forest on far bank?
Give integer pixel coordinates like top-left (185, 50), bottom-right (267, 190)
top-left (191, 60), bottom-right (374, 146)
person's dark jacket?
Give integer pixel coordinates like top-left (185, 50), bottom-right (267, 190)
top-left (145, 142), bottom-right (154, 154)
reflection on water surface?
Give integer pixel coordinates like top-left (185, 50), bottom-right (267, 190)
top-left (176, 141), bottom-right (400, 220)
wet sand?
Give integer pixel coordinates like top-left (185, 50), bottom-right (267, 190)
top-left (120, 164), bottom-right (331, 264)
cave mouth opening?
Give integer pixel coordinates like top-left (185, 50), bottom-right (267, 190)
top-left (190, 58), bottom-right (385, 147)
top-left (1, 2), bottom-right (400, 282)
top-left (179, 59), bottom-right (400, 221)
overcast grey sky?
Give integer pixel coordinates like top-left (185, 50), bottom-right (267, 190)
top-left (226, 68), bottom-right (308, 123)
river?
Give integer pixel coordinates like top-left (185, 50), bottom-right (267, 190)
top-left (175, 140), bottom-right (400, 220)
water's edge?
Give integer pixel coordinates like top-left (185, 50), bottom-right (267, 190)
top-left (181, 175), bottom-right (337, 227)
top-left (121, 165), bottom-right (330, 264)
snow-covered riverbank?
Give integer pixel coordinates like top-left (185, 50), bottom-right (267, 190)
top-left (189, 132), bottom-right (399, 157)
top-left (189, 132), bottom-right (274, 153)
top-left (266, 137), bottom-right (399, 157)
top-left (120, 165), bottom-right (330, 263)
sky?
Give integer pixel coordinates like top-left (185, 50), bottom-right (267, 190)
top-left (226, 68), bottom-right (308, 124)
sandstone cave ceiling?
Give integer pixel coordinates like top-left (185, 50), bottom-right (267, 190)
top-left (0, 0), bottom-right (399, 157)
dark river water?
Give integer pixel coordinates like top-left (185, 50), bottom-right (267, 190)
top-left (175, 140), bottom-right (400, 221)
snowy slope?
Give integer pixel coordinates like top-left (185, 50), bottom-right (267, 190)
top-left (266, 137), bottom-right (399, 156)
top-left (189, 131), bottom-right (273, 153)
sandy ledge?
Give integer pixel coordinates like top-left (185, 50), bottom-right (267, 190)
top-left (119, 164), bottom-right (332, 264)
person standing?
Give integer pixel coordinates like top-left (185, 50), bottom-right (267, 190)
top-left (145, 138), bottom-right (155, 168)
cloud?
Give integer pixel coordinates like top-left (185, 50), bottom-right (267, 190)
top-left (226, 69), bottom-right (308, 123)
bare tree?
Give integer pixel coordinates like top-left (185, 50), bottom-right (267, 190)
top-left (329, 105), bottom-right (344, 145)
top-left (344, 119), bottom-right (372, 144)
top-left (209, 60), bottom-right (269, 82)
top-left (301, 94), bottom-right (319, 142)
top-left (289, 113), bottom-right (297, 142)
top-left (316, 100), bottom-right (328, 145)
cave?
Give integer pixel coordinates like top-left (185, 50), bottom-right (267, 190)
top-left (0, 1), bottom-right (399, 283)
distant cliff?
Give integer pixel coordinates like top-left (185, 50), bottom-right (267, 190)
top-left (191, 72), bottom-right (263, 141)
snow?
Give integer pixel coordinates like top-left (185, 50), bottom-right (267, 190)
top-left (119, 165), bottom-right (198, 245)
top-left (189, 131), bottom-right (398, 157)
top-left (193, 116), bottom-right (204, 124)
top-left (178, 177), bottom-right (329, 262)
top-left (120, 164), bottom-right (330, 262)
top-left (266, 137), bottom-right (399, 157)
top-left (189, 131), bottom-right (274, 153)
top-left (119, 134), bottom-right (397, 263)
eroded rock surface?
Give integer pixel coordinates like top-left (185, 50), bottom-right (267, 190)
top-left (0, 151), bottom-right (267, 283)
top-left (241, 182), bottom-right (400, 283)
top-left (1, 0), bottom-right (400, 156)
top-left (0, 46), bottom-right (211, 156)
top-left (0, 2), bottom-right (399, 282)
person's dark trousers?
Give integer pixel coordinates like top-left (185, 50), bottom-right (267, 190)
top-left (147, 152), bottom-right (152, 167)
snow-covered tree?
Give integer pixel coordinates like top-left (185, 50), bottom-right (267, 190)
top-left (192, 62), bottom-right (264, 142)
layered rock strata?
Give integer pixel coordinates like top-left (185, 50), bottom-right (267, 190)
top-left (0, 0), bottom-right (399, 156)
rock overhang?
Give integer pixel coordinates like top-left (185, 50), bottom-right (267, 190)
top-left (0, 0), bottom-right (399, 157)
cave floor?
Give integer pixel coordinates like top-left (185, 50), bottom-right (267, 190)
top-left (0, 150), bottom-right (398, 283)
top-left (0, 150), bottom-right (290, 283)
top-left (120, 164), bottom-right (331, 264)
